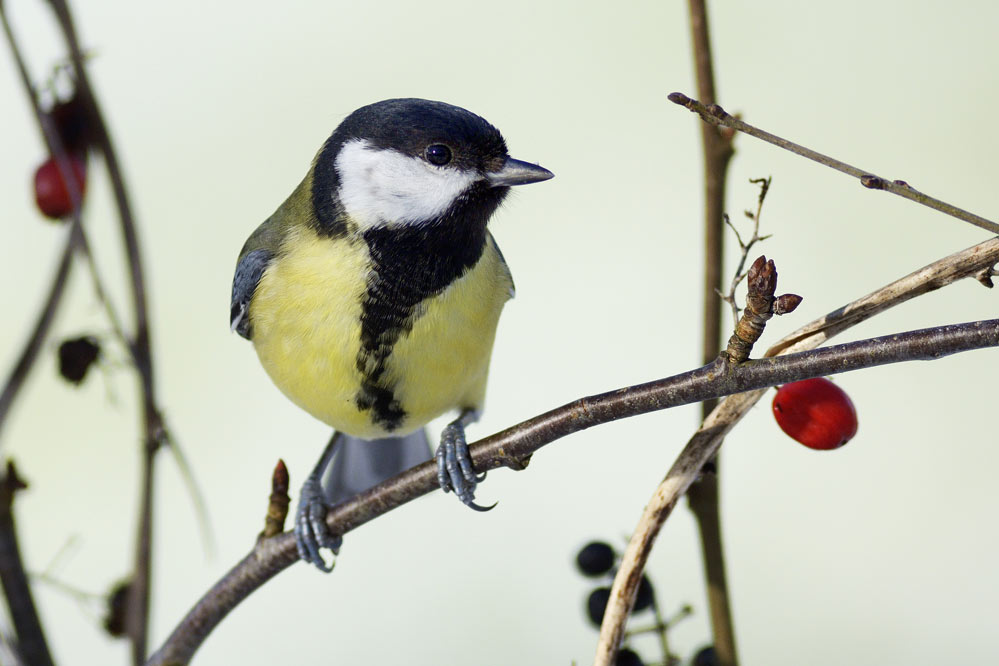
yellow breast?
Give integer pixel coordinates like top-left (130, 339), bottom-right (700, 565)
top-left (249, 225), bottom-right (512, 438)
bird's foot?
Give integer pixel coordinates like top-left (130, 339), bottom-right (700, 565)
top-left (295, 476), bottom-right (342, 572)
top-left (435, 417), bottom-right (494, 512)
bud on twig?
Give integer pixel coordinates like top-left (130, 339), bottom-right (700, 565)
top-left (725, 256), bottom-right (801, 363)
top-left (773, 293), bottom-right (803, 315)
top-left (262, 460), bottom-right (290, 539)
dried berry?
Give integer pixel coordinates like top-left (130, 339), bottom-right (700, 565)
top-left (58, 336), bottom-right (100, 384)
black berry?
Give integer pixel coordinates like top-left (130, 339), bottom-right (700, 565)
top-left (632, 575), bottom-right (654, 613)
top-left (586, 587), bottom-right (612, 626)
top-left (692, 646), bottom-right (719, 666)
top-left (616, 647), bottom-right (644, 666)
top-left (576, 541), bottom-right (615, 576)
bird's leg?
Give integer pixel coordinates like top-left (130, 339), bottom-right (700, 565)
top-left (295, 431), bottom-right (344, 572)
top-left (435, 408), bottom-right (494, 512)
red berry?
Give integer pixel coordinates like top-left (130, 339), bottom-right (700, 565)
top-left (34, 155), bottom-right (87, 219)
top-left (772, 378), bottom-right (858, 450)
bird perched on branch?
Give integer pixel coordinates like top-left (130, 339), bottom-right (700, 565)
top-left (231, 98), bottom-right (553, 570)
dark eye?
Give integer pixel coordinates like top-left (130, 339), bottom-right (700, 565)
top-left (425, 144), bottom-right (452, 166)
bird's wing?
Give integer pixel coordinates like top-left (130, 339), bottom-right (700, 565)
top-left (230, 248), bottom-right (273, 340)
top-left (487, 231), bottom-right (516, 299)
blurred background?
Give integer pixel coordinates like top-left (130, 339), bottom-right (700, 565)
top-left (1, 1), bottom-right (997, 664)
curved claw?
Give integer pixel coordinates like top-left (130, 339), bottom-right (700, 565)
top-left (436, 419), bottom-right (495, 510)
top-left (463, 498), bottom-right (497, 512)
top-left (294, 477), bottom-right (342, 573)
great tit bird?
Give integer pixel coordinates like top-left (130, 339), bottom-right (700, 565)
top-left (231, 98), bottom-right (552, 571)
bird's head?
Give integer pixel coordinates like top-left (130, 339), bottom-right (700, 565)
top-left (310, 98), bottom-right (553, 234)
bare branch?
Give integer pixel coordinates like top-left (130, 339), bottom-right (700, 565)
top-left (668, 92), bottom-right (999, 236)
top-left (0, 464), bottom-right (54, 666)
top-left (592, 236), bottom-right (999, 664)
top-left (0, 2), bottom-right (88, 443)
top-left (149, 314), bottom-right (999, 665)
top-left (721, 177), bottom-right (774, 326)
top-left (0, 225), bottom-right (79, 439)
top-left (4, 0), bottom-right (172, 658)
top-left (685, 1), bottom-right (739, 661)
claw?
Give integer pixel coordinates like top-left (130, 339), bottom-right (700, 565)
top-left (464, 498), bottom-right (497, 512)
top-left (435, 445), bottom-right (453, 494)
top-left (294, 477), bottom-right (341, 572)
top-left (435, 412), bottom-right (494, 511)
top-left (293, 434), bottom-right (345, 573)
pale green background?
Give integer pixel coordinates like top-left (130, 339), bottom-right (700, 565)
top-left (1, 1), bottom-right (997, 664)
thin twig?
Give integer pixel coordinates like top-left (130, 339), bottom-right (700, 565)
top-left (647, 590), bottom-right (671, 663)
top-left (44, 1), bottom-right (167, 661)
top-left (687, 0), bottom-right (735, 396)
top-left (684, 1), bottom-right (739, 663)
top-left (0, 463), bottom-right (54, 666)
top-left (668, 92), bottom-right (999, 236)
top-left (0, 225), bottom-right (79, 440)
top-left (721, 178), bottom-right (773, 325)
top-left (0, 8), bottom-right (93, 658)
top-left (0, 1), bottom-right (87, 445)
top-left (148, 316), bottom-right (999, 665)
top-left (624, 603), bottom-right (693, 640)
top-left (75, 233), bottom-right (130, 350)
top-left (4, 0), bottom-right (143, 403)
top-left (591, 236), bottom-right (999, 665)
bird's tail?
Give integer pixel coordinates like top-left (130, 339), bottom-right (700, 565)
top-left (321, 429), bottom-right (432, 505)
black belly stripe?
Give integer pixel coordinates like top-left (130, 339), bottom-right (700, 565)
top-left (353, 183), bottom-right (504, 430)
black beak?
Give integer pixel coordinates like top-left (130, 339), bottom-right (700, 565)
top-left (486, 157), bottom-right (554, 187)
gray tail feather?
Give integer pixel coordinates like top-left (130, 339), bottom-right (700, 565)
top-left (321, 429), bottom-right (432, 506)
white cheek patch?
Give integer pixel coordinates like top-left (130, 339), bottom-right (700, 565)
top-left (335, 138), bottom-right (479, 229)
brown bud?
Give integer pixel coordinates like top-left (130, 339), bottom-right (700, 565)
top-left (860, 174), bottom-right (884, 189)
top-left (263, 459), bottom-right (290, 538)
top-left (746, 256), bottom-right (777, 300)
top-left (773, 293), bottom-right (803, 315)
top-left (707, 103), bottom-right (729, 119)
top-left (667, 92), bottom-right (691, 106)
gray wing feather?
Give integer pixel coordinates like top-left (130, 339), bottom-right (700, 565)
top-left (230, 249), bottom-right (273, 340)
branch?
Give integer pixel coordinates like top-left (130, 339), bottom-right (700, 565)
top-left (720, 177), bottom-right (773, 326)
top-left (149, 316), bottom-right (999, 665)
top-left (592, 236), bottom-right (999, 664)
top-left (687, 0), bottom-right (735, 385)
top-left (685, 1), bottom-right (739, 662)
top-left (0, 1), bottom-right (86, 443)
top-left (0, 463), bottom-right (54, 666)
top-left (42, 2), bottom-right (170, 661)
top-left (0, 224), bottom-right (79, 439)
top-left (668, 92), bottom-right (999, 236)
top-left (4, 0), bottom-right (169, 659)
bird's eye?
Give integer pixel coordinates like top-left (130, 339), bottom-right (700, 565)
top-left (425, 144), bottom-right (452, 166)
